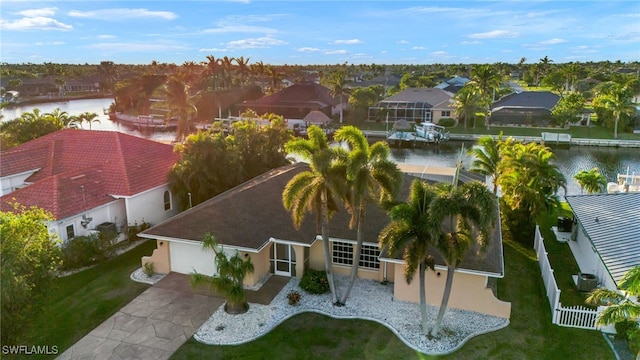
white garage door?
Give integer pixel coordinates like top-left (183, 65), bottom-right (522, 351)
top-left (169, 241), bottom-right (217, 276)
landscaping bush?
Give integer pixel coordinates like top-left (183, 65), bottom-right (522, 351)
top-left (287, 290), bottom-right (301, 305)
top-left (438, 117), bottom-right (456, 127)
top-left (143, 261), bottom-right (155, 277)
top-left (127, 221), bottom-right (152, 241)
top-left (629, 328), bottom-right (640, 356)
top-left (61, 233), bottom-right (114, 270)
top-left (615, 319), bottom-right (639, 341)
top-left (299, 269), bottom-right (329, 294)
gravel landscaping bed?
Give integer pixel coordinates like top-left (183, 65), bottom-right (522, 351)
top-left (130, 267), bottom-right (167, 284)
top-left (194, 276), bottom-right (509, 355)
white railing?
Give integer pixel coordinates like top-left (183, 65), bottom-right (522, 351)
top-left (534, 226), bottom-right (599, 330)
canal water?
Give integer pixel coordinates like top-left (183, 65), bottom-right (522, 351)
top-left (2, 98), bottom-right (639, 196)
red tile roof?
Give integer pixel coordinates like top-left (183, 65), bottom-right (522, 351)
top-left (0, 129), bottom-right (179, 219)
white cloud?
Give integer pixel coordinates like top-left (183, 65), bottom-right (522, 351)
top-left (199, 47), bottom-right (227, 52)
top-left (68, 8), bottom-right (177, 20)
top-left (98, 34), bottom-right (115, 39)
top-left (34, 41), bottom-right (65, 46)
top-left (325, 49), bottom-right (348, 55)
top-left (16, 7), bottom-right (57, 17)
top-left (461, 41), bottom-right (482, 45)
top-left (431, 51), bottom-right (448, 56)
top-left (226, 37), bottom-right (287, 49)
top-left (539, 38), bottom-right (567, 45)
top-left (297, 47), bottom-right (320, 52)
top-left (397, 40), bottom-right (409, 44)
top-left (412, 46), bottom-right (427, 50)
top-left (467, 30), bottom-right (519, 39)
top-left (202, 25), bottom-right (277, 34)
top-left (331, 39), bottom-right (362, 45)
top-left (0, 17), bottom-right (72, 31)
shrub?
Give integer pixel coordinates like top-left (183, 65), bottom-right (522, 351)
top-left (143, 262), bottom-right (155, 277)
top-left (615, 319), bottom-right (639, 341)
top-left (287, 290), bottom-right (301, 305)
top-left (629, 328), bottom-right (640, 356)
top-left (438, 117), bottom-right (456, 127)
top-left (128, 221), bottom-right (152, 241)
top-left (300, 269), bottom-right (329, 294)
top-left (61, 233), bottom-right (113, 270)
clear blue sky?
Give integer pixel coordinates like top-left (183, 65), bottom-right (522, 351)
top-left (1, 1), bottom-right (639, 65)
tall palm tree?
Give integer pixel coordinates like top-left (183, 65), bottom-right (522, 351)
top-left (574, 168), bottom-right (607, 194)
top-left (469, 64), bottom-right (502, 129)
top-left (428, 181), bottom-right (497, 337)
top-left (328, 70), bottom-right (352, 124)
top-left (586, 265), bottom-right (640, 329)
top-left (282, 125), bottom-right (348, 305)
top-left (467, 133), bottom-right (504, 194)
top-left (593, 81), bottom-right (635, 139)
top-left (378, 180), bottom-right (440, 335)
top-left (161, 76), bottom-right (198, 142)
top-left (44, 108), bottom-right (71, 127)
top-left (234, 56), bottom-right (251, 86)
top-left (453, 86), bottom-right (482, 129)
top-left (333, 126), bottom-right (402, 304)
top-left (539, 56), bottom-right (554, 78)
top-left (191, 234), bottom-right (255, 314)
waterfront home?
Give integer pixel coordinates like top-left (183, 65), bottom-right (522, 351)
top-left (368, 88), bottom-right (456, 125)
top-left (0, 129), bottom-right (180, 242)
top-left (490, 91), bottom-right (559, 126)
top-left (139, 162), bottom-right (511, 318)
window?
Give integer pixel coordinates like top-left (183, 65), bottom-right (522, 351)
top-left (441, 110), bottom-right (451, 117)
top-left (332, 242), bottom-right (380, 270)
top-left (66, 224), bottom-right (75, 240)
top-left (164, 190), bottom-right (171, 211)
top-left (332, 242), bottom-right (353, 266)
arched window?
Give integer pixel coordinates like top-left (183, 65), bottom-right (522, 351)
top-left (164, 190), bottom-right (171, 211)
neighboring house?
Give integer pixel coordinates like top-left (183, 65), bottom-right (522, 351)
top-left (563, 193), bottom-right (640, 291)
top-left (435, 76), bottom-right (470, 94)
top-left (236, 81), bottom-right (340, 119)
top-left (139, 162), bottom-right (511, 318)
top-left (490, 91), bottom-right (560, 126)
top-left (367, 88), bottom-right (456, 125)
top-left (0, 129), bottom-right (180, 242)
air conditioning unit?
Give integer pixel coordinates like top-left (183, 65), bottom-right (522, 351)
top-left (577, 273), bottom-right (598, 292)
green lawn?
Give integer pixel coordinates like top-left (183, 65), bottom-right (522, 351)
top-left (170, 237), bottom-right (613, 359)
top-left (14, 240), bottom-right (155, 359)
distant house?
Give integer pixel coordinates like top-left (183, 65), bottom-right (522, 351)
top-left (368, 88), bottom-right (455, 125)
top-left (435, 76), bottom-right (470, 94)
top-left (490, 91), bottom-right (560, 126)
top-left (0, 129), bottom-right (180, 242)
top-left (139, 163), bottom-right (511, 318)
top-left (563, 193), bottom-right (640, 291)
top-left (235, 82), bottom-right (340, 119)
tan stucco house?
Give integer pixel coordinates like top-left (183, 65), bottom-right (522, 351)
top-left (139, 163), bottom-right (511, 318)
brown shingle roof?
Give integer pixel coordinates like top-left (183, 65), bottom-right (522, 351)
top-left (141, 163), bottom-right (504, 276)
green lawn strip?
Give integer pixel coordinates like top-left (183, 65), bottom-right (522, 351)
top-left (18, 240), bottom-right (155, 359)
top-left (170, 237), bottom-right (613, 359)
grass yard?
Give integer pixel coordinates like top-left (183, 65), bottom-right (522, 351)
top-left (14, 240), bottom-right (155, 360)
top-left (170, 237), bottom-right (614, 359)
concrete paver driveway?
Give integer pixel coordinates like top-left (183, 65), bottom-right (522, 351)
top-left (58, 274), bottom-right (222, 360)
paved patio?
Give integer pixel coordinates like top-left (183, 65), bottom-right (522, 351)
top-left (58, 272), bottom-right (288, 359)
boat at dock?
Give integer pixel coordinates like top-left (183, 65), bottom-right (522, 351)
top-left (387, 121), bottom-right (450, 147)
top-left (110, 112), bottom-right (177, 131)
top-left (607, 171), bottom-right (640, 193)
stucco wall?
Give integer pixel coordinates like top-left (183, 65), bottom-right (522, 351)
top-left (573, 225), bottom-right (616, 290)
top-left (392, 264), bottom-right (511, 318)
top-left (0, 171), bottom-right (36, 196)
top-left (169, 241), bottom-right (217, 276)
top-left (245, 247), bottom-right (271, 287)
top-left (125, 185), bottom-right (179, 227)
top-left (51, 199), bottom-right (125, 242)
top-left (142, 239), bottom-right (171, 274)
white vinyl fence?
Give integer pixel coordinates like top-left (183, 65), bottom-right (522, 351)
top-left (534, 226), bottom-right (600, 330)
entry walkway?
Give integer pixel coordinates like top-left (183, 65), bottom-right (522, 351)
top-left (58, 272), bottom-right (288, 359)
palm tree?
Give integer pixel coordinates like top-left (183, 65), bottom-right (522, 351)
top-left (333, 126), bottom-right (402, 304)
top-left (467, 133), bottom-right (504, 194)
top-left (161, 76), bottom-right (198, 142)
top-left (378, 180), bottom-right (440, 335)
top-left (328, 70), bottom-right (352, 124)
top-left (574, 168), bottom-right (607, 194)
top-left (282, 125), bottom-right (348, 305)
top-left (469, 64), bottom-right (502, 129)
top-left (234, 56), bottom-right (251, 86)
top-left (44, 108), bottom-right (71, 127)
top-left (593, 81), bottom-right (635, 139)
top-left (190, 234), bottom-right (255, 314)
top-left (539, 56), bottom-right (554, 78)
top-left (586, 265), bottom-right (640, 330)
top-left (428, 181), bottom-right (497, 337)
top-left (453, 86), bottom-right (482, 129)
